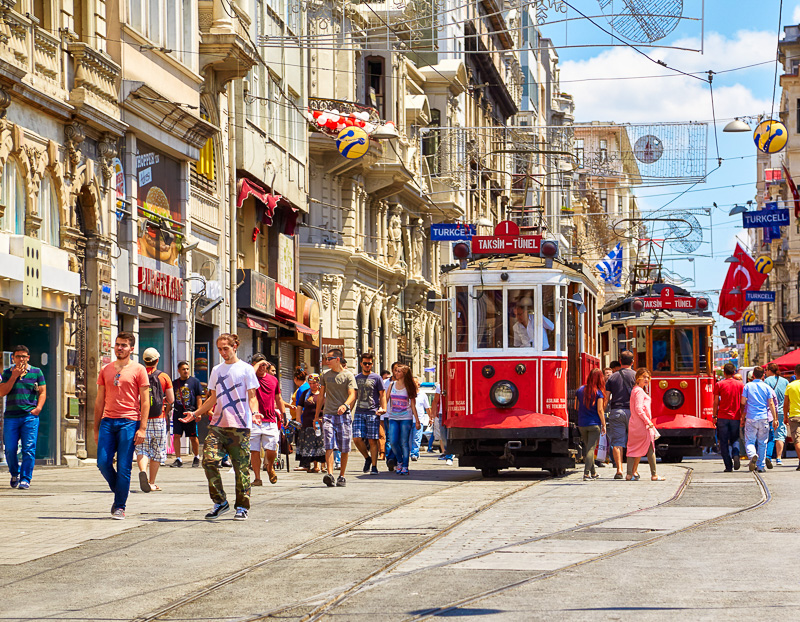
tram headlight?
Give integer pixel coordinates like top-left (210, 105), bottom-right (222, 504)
top-left (490, 380), bottom-right (519, 409)
top-left (663, 388), bottom-right (685, 410)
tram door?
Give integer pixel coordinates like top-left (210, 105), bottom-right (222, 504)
top-left (566, 283), bottom-right (580, 423)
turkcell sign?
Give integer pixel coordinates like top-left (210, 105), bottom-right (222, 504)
top-left (472, 235), bottom-right (542, 255)
top-left (430, 223), bottom-right (476, 241)
top-left (742, 325), bottom-right (765, 334)
top-left (742, 208), bottom-right (790, 228)
top-left (745, 290), bottom-right (776, 302)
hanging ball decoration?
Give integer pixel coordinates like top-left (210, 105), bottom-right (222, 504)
top-left (336, 126), bottom-right (370, 160)
top-left (742, 309), bottom-right (757, 324)
top-left (754, 255), bottom-right (774, 274)
top-left (753, 119), bottom-right (788, 154)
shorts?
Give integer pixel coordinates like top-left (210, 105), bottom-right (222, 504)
top-left (788, 418), bottom-right (800, 443)
top-left (323, 414), bottom-right (352, 452)
top-left (172, 411), bottom-right (198, 437)
top-left (774, 421), bottom-right (788, 442)
top-left (353, 411), bottom-right (380, 440)
top-left (250, 421), bottom-right (280, 452)
top-left (135, 417), bottom-right (167, 462)
top-left (607, 409), bottom-right (630, 448)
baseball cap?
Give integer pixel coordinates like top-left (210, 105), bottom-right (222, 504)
top-left (142, 347), bottom-right (160, 363)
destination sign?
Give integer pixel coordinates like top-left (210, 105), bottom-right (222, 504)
top-left (742, 208), bottom-right (790, 228)
top-left (430, 224), bottom-right (476, 241)
top-left (635, 286), bottom-right (699, 310)
top-left (742, 325), bottom-right (765, 334)
top-left (745, 290), bottom-right (776, 302)
top-left (471, 235), bottom-right (542, 255)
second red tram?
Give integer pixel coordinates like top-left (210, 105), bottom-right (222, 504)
top-left (599, 284), bottom-right (715, 462)
top-left (441, 253), bottom-right (601, 476)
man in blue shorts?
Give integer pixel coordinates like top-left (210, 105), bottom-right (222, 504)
top-left (353, 352), bottom-right (386, 474)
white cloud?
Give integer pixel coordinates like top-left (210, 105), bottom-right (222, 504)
top-left (793, 5), bottom-right (800, 24)
top-left (561, 30), bottom-right (775, 123)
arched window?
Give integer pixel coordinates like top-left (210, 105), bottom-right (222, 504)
top-left (356, 305), bottom-right (365, 355)
top-left (0, 160), bottom-right (25, 235)
top-left (39, 174), bottom-right (60, 246)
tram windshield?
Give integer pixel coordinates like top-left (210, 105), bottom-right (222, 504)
top-left (652, 329), bottom-right (671, 372)
top-left (646, 326), bottom-right (711, 374)
top-left (455, 286), bottom-right (469, 352)
top-left (476, 289), bottom-right (504, 349)
top-left (674, 328), bottom-right (694, 372)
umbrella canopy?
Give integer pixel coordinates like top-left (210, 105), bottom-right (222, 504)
top-left (768, 349), bottom-right (800, 373)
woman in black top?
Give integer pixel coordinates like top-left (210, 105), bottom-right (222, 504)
top-left (295, 374), bottom-right (325, 472)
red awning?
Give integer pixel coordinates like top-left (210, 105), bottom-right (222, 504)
top-left (769, 348), bottom-right (800, 371)
top-left (245, 315), bottom-right (270, 332)
top-left (236, 178), bottom-right (300, 236)
top-left (288, 319), bottom-right (318, 336)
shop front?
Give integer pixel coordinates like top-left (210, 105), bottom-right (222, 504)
top-left (137, 259), bottom-right (183, 374)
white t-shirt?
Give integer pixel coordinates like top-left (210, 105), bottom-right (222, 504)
top-left (415, 393), bottom-right (430, 426)
top-left (208, 360), bottom-right (260, 428)
top-left (513, 313), bottom-right (555, 349)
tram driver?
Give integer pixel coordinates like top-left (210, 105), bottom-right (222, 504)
top-left (512, 303), bottom-right (555, 349)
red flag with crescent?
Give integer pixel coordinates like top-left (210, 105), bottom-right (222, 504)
top-left (783, 164), bottom-right (800, 218)
top-left (718, 243), bottom-right (768, 322)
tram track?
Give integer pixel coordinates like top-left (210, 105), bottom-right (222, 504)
top-left (133, 474), bottom-right (544, 622)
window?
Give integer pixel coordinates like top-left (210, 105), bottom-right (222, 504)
top-left (455, 286), bottom-right (469, 352)
top-left (1, 160), bottom-right (25, 235)
top-left (599, 189), bottom-right (608, 212)
top-left (617, 194), bottom-right (623, 215)
top-left (423, 109), bottom-right (441, 176)
top-left (128, 1), bottom-right (195, 70)
top-left (287, 90), bottom-right (303, 156)
top-left (559, 285), bottom-right (567, 351)
top-left (575, 138), bottom-right (584, 169)
top-left (476, 289), bottom-right (503, 349)
top-left (541, 285), bottom-right (556, 351)
top-left (673, 328), bottom-right (694, 372)
top-left (781, 284), bottom-right (788, 319)
top-left (365, 56), bottom-right (385, 118)
top-left (652, 329), bottom-right (671, 372)
top-left (599, 139), bottom-right (608, 162)
top-left (39, 174), bottom-right (60, 246)
top-left (699, 326), bottom-right (710, 373)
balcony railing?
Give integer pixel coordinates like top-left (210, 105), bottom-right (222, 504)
top-left (2, 10), bottom-right (65, 97)
top-left (68, 43), bottom-right (121, 120)
top-left (190, 186), bottom-right (221, 230)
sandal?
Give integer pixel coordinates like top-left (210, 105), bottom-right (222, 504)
top-left (632, 474), bottom-right (641, 481)
top-left (293, 467), bottom-right (309, 472)
top-left (268, 472), bottom-right (278, 484)
top-left (651, 476), bottom-right (666, 481)
top-left (150, 483), bottom-right (162, 491)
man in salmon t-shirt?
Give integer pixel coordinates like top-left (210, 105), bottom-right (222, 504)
top-left (94, 332), bottom-right (150, 519)
top-left (713, 362), bottom-right (744, 472)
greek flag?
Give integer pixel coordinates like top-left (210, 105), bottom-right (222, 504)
top-left (596, 243), bottom-right (623, 287)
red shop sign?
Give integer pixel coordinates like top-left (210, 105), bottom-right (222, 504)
top-left (138, 267), bottom-right (184, 301)
top-left (275, 283), bottom-right (296, 317)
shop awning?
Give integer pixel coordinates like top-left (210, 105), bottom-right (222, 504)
top-left (236, 178), bottom-right (300, 236)
top-left (245, 314), bottom-right (270, 332)
top-left (287, 318), bottom-right (318, 335)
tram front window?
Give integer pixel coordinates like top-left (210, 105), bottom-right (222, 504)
top-left (674, 328), bottom-right (695, 372)
top-left (652, 329), bottom-right (671, 372)
top-left (508, 288), bottom-right (555, 349)
top-left (476, 289), bottom-right (503, 349)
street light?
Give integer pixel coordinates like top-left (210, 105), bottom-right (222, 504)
top-left (723, 118), bottom-right (751, 132)
top-left (729, 204), bottom-right (749, 216)
top-left (725, 255), bottom-right (740, 263)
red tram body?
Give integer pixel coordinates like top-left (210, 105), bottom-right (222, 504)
top-left (599, 284), bottom-right (715, 462)
top-left (441, 252), bottom-right (601, 476)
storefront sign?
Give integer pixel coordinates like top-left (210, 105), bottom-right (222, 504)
top-left (237, 269), bottom-right (276, 316)
top-left (117, 292), bottom-right (139, 315)
top-left (742, 208), bottom-right (790, 228)
top-left (23, 237), bottom-right (42, 309)
top-left (275, 283), bottom-right (296, 317)
top-left (278, 233), bottom-right (294, 288)
top-left (745, 290), bottom-right (776, 302)
top-left (136, 143), bottom-right (183, 265)
top-left (742, 325), bottom-right (765, 334)
top-left (138, 267), bottom-right (183, 300)
top-left (430, 224), bottom-right (476, 241)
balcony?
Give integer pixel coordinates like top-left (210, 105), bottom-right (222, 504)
top-left (190, 186), bottom-right (221, 232)
top-left (1, 10), bottom-right (64, 101)
top-left (68, 43), bottom-right (121, 124)
top-left (198, 0), bottom-right (259, 88)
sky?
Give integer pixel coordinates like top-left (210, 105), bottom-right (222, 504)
top-left (540, 0), bottom-right (798, 346)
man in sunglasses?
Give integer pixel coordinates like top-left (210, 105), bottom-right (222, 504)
top-left (314, 349), bottom-right (357, 487)
top-left (94, 333), bottom-right (150, 519)
top-left (353, 352), bottom-right (386, 474)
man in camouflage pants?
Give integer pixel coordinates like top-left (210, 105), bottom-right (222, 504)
top-left (182, 334), bottom-right (259, 520)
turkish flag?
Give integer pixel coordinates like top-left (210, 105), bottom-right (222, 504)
top-left (718, 243), bottom-right (768, 322)
top-left (783, 164), bottom-right (800, 218)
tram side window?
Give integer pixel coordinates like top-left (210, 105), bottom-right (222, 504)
top-left (476, 289), bottom-right (503, 349)
top-left (652, 329), bottom-right (671, 372)
top-left (559, 285), bottom-right (567, 351)
top-left (541, 285), bottom-right (556, 351)
top-left (674, 328), bottom-right (695, 372)
top-left (635, 327), bottom-right (647, 369)
top-left (455, 286), bottom-right (469, 352)
top-left (699, 326), bottom-right (710, 372)
top-left (509, 288), bottom-right (542, 348)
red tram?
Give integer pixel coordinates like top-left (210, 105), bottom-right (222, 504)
top-left (440, 224), bottom-right (601, 476)
top-left (598, 284), bottom-right (715, 462)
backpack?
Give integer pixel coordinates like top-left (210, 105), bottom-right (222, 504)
top-left (148, 370), bottom-right (166, 419)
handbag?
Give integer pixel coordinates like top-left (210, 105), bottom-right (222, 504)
top-left (280, 430), bottom-right (294, 455)
top-left (652, 428), bottom-right (661, 440)
top-left (596, 433), bottom-right (609, 461)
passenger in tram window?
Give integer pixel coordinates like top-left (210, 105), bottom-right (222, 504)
top-left (510, 297), bottom-right (554, 349)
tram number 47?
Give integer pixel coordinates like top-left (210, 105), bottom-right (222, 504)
top-left (553, 367), bottom-right (563, 379)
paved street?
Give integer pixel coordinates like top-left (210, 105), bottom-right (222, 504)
top-left (0, 453), bottom-right (794, 622)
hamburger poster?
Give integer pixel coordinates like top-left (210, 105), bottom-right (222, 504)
top-left (136, 143), bottom-right (182, 266)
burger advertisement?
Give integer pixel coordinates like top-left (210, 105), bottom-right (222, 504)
top-left (136, 144), bottom-right (182, 266)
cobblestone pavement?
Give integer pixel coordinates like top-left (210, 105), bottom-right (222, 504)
top-left (0, 454), bottom-right (789, 622)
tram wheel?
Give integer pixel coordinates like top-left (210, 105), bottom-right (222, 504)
top-left (549, 468), bottom-right (567, 477)
top-left (660, 453), bottom-right (683, 464)
top-left (480, 468), bottom-right (499, 478)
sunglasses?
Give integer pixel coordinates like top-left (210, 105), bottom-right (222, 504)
top-left (361, 362), bottom-right (373, 366)
top-left (113, 372), bottom-right (121, 387)
top-left (326, 356), bottom-right (338, 361)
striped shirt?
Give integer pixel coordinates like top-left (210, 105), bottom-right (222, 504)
top-left (1, 366), bottom-right (45, 418)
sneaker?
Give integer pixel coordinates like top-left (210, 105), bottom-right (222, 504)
top-left (18, 481), bottom-right (30, 489)
top-left (776, 458), bottom-right (783, 465)
top-left (583, 474), bottom-right (592, 481)
top-left (111, 507), bottom-right (125, 520)
top-left (336, 476), bottom-right (346, 487)
top-left (766, 458), bottom-right (773, 469)
top-left (334, 462), bottom-right (341, 470)
top-left (371, 465), bottom-right (379, 474)
top-left (220, 459), bottom-right (232, 468)
top-left (10, 476), bottom-right (19, 489)
top-left (192, 456), bottom-right (200, 468)
top-left (323, 473), bottom-right (336, 487)
top-left (363, 457), bottom-right (371, 473)
top-left (591, 473), bottom-right (600, 479)
top-left (446, 459), bottom-right (453, 466)
top-left (438, 455), bottom-right (447, 461)
top-left (757, 468), bottom-right (766, 473)
top-left (749, 456), bottom-right (758, 472)
top-left (233, 507), bottom-right (248, 521)
top-left (386, 458), bottom-right (397, 472)
top-left (139, 471), bottom-right (151, 493)
top-left (723, 469), bottom-right (733, 473)
top-left (205, 501), bottom-right (230, 519)
top-left (733, 455), bottom-right (741, 470)
top-left (410, 455), bottom-right (418, 462)
top-left (426, 449), bottom-right (435, 453)
top-left (796, 465), bottom-right (800, 471)
top-left (169, 459), bottom-right (183, 468)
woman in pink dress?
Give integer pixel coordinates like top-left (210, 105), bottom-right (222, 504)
top-left (627, 368), bottom-right (665, 481)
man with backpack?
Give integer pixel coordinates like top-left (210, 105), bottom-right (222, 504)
top-left (135, 348), bottom-right (174, 492)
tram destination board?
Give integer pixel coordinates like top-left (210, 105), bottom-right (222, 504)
top-left (472, 235), bottom-right (542, 255)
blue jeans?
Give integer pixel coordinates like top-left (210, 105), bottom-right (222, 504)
top-left (716, 419), bottom-right (740, 471)
top-left (440, 423), bottom-right (454, 460)
top-left (427, 427), bottom-right (435, 452)
top-left (97, 418), bottom-right (138, 511)
top-left (744, 419), bottom-right (770, 470)
top-left (410, 425), bottom-right (423, 458)
top-left (3, 415), bottom-right (39, 483)
top-left (387, 419), bottom-right (413, 468)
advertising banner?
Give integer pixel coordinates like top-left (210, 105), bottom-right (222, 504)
top-left (136, 143), bottom-right (182, 265)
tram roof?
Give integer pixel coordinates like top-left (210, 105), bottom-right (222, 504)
top-left (444, 256), bottom-right (600, 289)
top-left (601, 282), bottom-right (713, 320)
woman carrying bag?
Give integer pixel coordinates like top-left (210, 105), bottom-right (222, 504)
top-left (575, 368), bottom-right (606, 481)
top-left (627, 367), bottom-right (665, 481)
